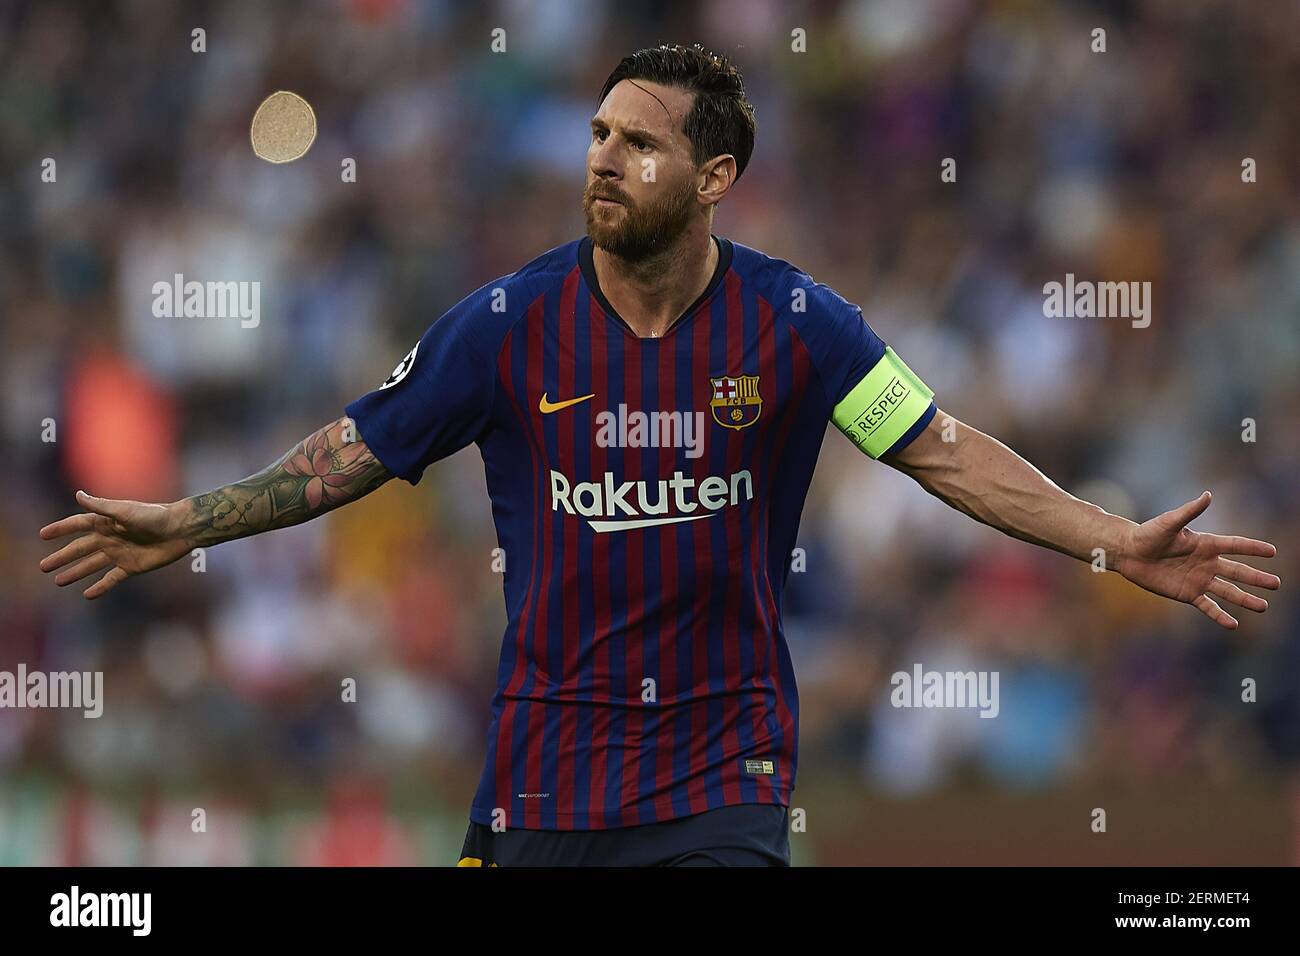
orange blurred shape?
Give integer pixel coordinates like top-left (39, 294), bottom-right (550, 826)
top-left (348, 0), bottom-right (403, 24)
top-left (63, 348), bottom-right (177, 501)
top-left (298, 778), bottom-right (415, 866)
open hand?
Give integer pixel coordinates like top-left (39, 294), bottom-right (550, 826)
top-left (1117, 491), bottom-right (1280, 629)
top-left (39, 491), bottom-right (192, 599)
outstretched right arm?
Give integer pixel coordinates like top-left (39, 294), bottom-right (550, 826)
top-left (39, 416), bottom-right (391, 599)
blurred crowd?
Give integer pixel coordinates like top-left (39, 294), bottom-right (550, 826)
top-left (1, 0), bottom-right (1297, 864)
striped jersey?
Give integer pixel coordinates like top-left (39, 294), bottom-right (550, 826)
top-left (345, 235), bottom-right (937, 830)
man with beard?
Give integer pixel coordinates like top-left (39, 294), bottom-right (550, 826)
top-left (38, 44), bottom-right (1280, 866)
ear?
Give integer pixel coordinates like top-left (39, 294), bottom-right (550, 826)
top-left (697, 154), bottom-right (737, 207)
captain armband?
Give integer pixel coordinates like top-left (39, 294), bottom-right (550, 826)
top-left (831, 347), bottom-right (935, 459)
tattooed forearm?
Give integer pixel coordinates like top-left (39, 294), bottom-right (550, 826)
top-left (179, 417), bottom-right (393, 547)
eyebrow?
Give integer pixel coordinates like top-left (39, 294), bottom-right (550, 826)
top-left (590, 118), bottom-right (663, 145)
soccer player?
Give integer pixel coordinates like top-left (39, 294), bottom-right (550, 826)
top-left (38, 44), bottom-right (1279, 866)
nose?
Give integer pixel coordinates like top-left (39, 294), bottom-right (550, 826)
top-left (588, 136), bottom-right (621, 182)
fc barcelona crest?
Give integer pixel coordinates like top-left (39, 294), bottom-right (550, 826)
top-left (710, 374), bottom-right (762, 430)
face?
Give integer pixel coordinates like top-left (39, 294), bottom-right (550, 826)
top-left (584, 79), bottom-right (702, 260)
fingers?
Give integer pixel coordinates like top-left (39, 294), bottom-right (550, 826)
top-left (1163, 491), bottom-right (1211, 530)
top-left (54, 552), bottom-right (113, 587)
top-left (1206, 534), bottom-right (1277, 559)
top-left (1217, 558), bottom-right (1281, 591)
top-left (83, 566), bottom-right (129, 600)
top-left (1207, 577), bottom-right (1268, 614)
top-left (39, 513), bottom-right (99, 540)
top-left (37, 490), bottom-right (128, 540)
top-left (1192, 593), bottom-right (1238, 630)
top-left (75, 489), bottom-right (131, 521)
top-left (40, 534), bottom-right (106, 573)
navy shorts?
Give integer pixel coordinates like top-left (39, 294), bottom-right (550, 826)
top-left (456, 803), bottom-right (791, 867)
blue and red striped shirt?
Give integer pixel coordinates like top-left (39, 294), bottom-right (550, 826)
top-left (346, 236), bottom-right (936, 830)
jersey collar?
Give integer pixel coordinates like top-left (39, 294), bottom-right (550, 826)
top-left (578, 234), bottom-right (733, 340)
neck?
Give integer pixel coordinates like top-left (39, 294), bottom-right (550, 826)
top-left (591, 221), bottom-right (718, 338)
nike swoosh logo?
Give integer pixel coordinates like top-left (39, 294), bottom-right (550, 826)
top-left (587, 513), bottom-right (717, 533)
top-left (539, 392), bottom-right (595, 414)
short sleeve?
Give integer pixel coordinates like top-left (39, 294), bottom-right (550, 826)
top-left (792, 282), bottom-right (936, 459)
top-left (345, 292), bottom-right (497, 484)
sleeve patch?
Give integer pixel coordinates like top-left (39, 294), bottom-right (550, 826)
top-left (379, 340), bottom-right (419, 389)
top-left (831, 346), bottom-right (934, 458)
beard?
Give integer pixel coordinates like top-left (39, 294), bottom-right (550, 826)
top-left (583, 177), bottom-right (697, 261)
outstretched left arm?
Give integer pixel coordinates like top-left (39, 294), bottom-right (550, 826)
top-left (882, 410), bottom-right (1281, 629)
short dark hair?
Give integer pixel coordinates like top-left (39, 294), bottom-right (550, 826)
top-left (597, 43), bottom-right (757, 180)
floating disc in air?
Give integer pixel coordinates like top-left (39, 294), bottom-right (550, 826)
top-left (250, 91), bottom-right (317, 163)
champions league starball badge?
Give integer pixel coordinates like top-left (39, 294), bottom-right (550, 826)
top-left (250, 90), bottom-right (317, 163)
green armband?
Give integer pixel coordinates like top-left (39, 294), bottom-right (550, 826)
top-left (832, 347), bottom-right (935, 458)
